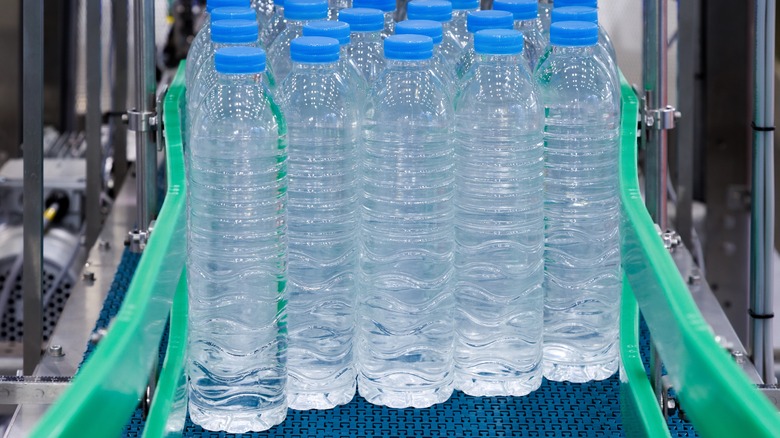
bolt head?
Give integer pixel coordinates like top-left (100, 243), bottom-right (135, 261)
top-left (48, 344), bottom-right (64, 357)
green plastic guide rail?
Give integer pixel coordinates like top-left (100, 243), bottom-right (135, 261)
top-left (29, 63), bottom-right (780, 437)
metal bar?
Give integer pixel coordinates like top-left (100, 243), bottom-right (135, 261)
top-left (133, 0), bottom-right (158, 243)
top-left (86, 0), bottom-right (103, 249)
top-left (112, 0), bottom-right (129, 190)
top-left (0, 377), bottom-right (70, 405)
top-left (643, 0), bottom-right (669, 231)
top-left (22, 0), bottom-right (44, 377)
top-left (750, 0), bottom-right (776, 385)
top-left (674, 0), bottom-right (699, 248)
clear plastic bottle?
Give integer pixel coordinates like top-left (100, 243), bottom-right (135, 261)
top-left (405, 0), bottom-right (463, 67)
top-left (328, 0), bottom-right (352, 20)
top-left (352, 0), bottom-right (396, 37)
top-left (454, 10), bottom-right (513, 79)
top-left (302, 20), bottom-right (368, 103)
top-left (280, 36), bottom-right (360, 411)
top-left (339, 8), bottom-right (386, 84)
top-left (538, 0), bottom-right (552, 36)
top-left (492, 0), bottom-right (546, 69)
top-left (261, 0), bottom-right (287, 47)
top-left (550, 6), bottom-right (617, 78)
top-left (394, 20), bottom-right (456, 95)
top-left (188, 19), bottom-right (262, 116)
top-left (186, 1), bottom-right (254, 87)
top-left (187, 46), bottom-right (288, 433)
top-left (252, 0), bottom-right (275, 27)
top-left (453, 28), bottom-right (544, 397)
top-left (267, 0), bottom-right (329, 82)
top-left (186, 19), bottom-right (262, 153)
top-left (450, 0), bottom-right (479, 48)
top-left (359, 34), bottom-right (455, 409)
top-left (535, 21), bottom-right (620, 383)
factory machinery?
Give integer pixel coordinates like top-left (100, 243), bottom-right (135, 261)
top-left (0, 0), bottom-right (778, 436)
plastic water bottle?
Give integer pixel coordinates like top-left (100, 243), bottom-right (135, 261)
top-left (406, 0), bottom-right (463, 67)
top-left (186, 0), bottom-right (253, 87)
top-left (188, 19), bottom-right (262, 116)
top-left (352, 0), bottom-right (396, 37)
top-left (550, 6), bottom-right (617, 76)
top-left (339, 8), bottom-right (386, 84)
top-left (252, 0), bottom-right (275, 26)
top-left (453, 28), bottom-right (544, 397)
top-left (394, 20), bottom-right (456, 95)
top-left (329, 0), bottom-right (352, 20)
top-left (538, 0), bottom-right (552, 36)
top-left (492, 0), bottom-right (546, 69)
top-left (185, 19), bottom-right (262, 153)
top-left (455, 10), bottom-right (513, 79)
top-left (280, 36), bottom-right (360, 411)
top-left (450, 0), bottom-right (479, 48)
top-left (261, 0), bottom-right (287, 47)
top-left (359, 34), bottom-right (455, 409)
top-left (302, 20), bottom-right (368, 103)
top-left (187, 46), bottom-right (288, 433)
top-left (535, 21), bottom-right (620, 383)
top-left (267, 0), bottom-right (329, 82)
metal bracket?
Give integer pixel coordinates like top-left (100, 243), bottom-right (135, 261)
top-left (0, 376), bottom-right (71, 405)
top-left (645, 105), bottom-right (681, 131)
top-left (757, 385), bottom-right (780, 410)
top-left (127, 109), bottom-right (157, 133)
top-left (128, 219), bottom-right (156, 253)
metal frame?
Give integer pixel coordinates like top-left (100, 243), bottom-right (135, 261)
top-left (21, 0), bottom-right (44, 377)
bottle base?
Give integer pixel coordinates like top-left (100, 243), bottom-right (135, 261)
top-left (189, 402), bottom-right (287, 433)
top-left (542, 357), bottom-right (619, 383)
top-left (287, 384), bottom-right (356, 411)
top-left (454, 373), bottom-right (542, 397)
top-left (358, 377), bottom-right (453, 409)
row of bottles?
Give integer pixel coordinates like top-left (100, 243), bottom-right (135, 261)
top-left (185, 0), bottom-right (620, 432)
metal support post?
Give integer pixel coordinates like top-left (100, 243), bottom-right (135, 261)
top-left (111, 0), bottom-right (129, 190)
top-left (749, 0), bottom-right (776, 385)
top-left (643, 0), bottom-right (672, 231)
top-left (129, 0), bottom-right (159, 253)
top-left (86, 0), bottom-right (103, 249)
top-left (22, 0), bottom-right (44, 376)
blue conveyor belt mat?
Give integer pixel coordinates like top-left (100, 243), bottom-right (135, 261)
top-left (84, 247), bottom-right (698, 437)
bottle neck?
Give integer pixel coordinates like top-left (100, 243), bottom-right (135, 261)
top-left (216, 72), bottom-right (266, 85)
top-left (284, 19), bottom-right (308, 31)
top-left (274, 5), bottom-right (284, 15)
top-left (291, 61), bottom-right (339, 73)
top-left (384, 11), bottom-right (395, 28)
top-left (340, 45), bottom-right (349, 58)
top-left (350, 30), bottom-right (382, 42)
top-left (474, 53), bottom-right (523, 66)
top-left (386, 58), bottom-right (434, 70)
top-left (551, 45), bottom-right (596, 56)
top-left (515, 18), bottom-right (540, 32)
top-left (213, 40), bottom-right (258, 50)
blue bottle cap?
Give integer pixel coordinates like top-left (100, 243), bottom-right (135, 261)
top-left (303, 20), bottom-right (351, 45)
top-left (451, 0), bottom-right (479, 10)
top-left (284, 0), bottom-right (328, 20)
top-left (395, 20), bottom-right (443, 44)
top-left (554, 0), bottom-right (597, 7)
top-left (211, 19), bottom-right (259, 44)
top-left (290, 36), bottom-right (340, 62)
top-left (549, 21), bottom-right (598, 46)
top-left (551, 6), bottom-right (597, 24)
top-left (474, 28), bottom-right (523, 54)
top-left (207, 0), bottom-right (250, 13)
top-left (339, 8), bottom-right (384, 31)
top-left (215, 46), bottom-right (267, 73)
top-left (274, 0), bottom-right (284, 6)
top-left (466, 10), bottom-right (514, 33)
top-left (384, 34), bottom-right (434, 60)
top-left (211, 6), bottom-right (257, 22)
top-left (492, 0), bottom-right (537, 21)
top-left (353, 0), bottom-right (396, 12)
top-left (406, 0), bottom-right (452, 22)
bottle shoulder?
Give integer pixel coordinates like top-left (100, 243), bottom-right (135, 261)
top-left (366, 70), bottom-right (453, 123)
top-left (455, 67), bottom-right (542, 124)
top-left (535, 54), bottom-right (619, 108)
top-left (280, 71), bottom-right (359, 123)
top-left (193, 81), bottom-right (284, 133)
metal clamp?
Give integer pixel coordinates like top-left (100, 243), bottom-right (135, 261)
top-left (127, 109), bottom-right (157, 133)
top-left (645, 105), bottom-right (681, 131)
top-left (656, 226), bottom-right (682, 251)
top-left (128, 219), bottom-right (156, 253)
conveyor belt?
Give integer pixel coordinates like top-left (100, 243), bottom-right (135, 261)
top-left (85, 247), bottom-right (699, 437)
